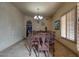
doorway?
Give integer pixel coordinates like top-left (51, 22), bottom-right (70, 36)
top-left (26, 20), bottom-right (32, 37)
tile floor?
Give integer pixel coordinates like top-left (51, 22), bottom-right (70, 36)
top-left (0, 40), bottom-right (52, 57)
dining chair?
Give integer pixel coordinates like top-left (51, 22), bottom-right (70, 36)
top-left (37, 33), bottom-right (50, 57)
top-left (29, 34), bottom-right (39, 56)
top-left (49, 32), bottom-right (55, 56)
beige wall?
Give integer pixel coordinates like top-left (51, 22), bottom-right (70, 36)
top-left (46, 19), bottom-right (52, 31)
top-left (0, 3), bottom-right (25, 51)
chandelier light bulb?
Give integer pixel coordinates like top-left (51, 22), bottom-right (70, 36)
top-left (34, 16), bottom-right (37, 19)
top-left (40, 16), bottom-right (43, 20)
top-left (34, 15), bottom-right (43, 20)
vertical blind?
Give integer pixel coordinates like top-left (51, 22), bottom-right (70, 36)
top-left (61, 8), bottom-right (76, 41)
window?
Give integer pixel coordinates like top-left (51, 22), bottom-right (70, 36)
top-left (61, 8), bottom-right (76, 42)
top-left (61, 15), bottom-right (66, 38)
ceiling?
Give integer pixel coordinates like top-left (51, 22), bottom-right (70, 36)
top-left (13, 2), bottom-right (63, 17)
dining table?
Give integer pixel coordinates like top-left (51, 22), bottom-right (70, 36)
top-left (27, 31), bottom-right (55, 56)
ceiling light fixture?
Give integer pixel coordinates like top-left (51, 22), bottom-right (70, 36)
top-left (34, 8), bottom-right (43, 21)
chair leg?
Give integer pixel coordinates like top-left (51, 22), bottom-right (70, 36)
top-left (33, 47), bottom-right (38, 57)
top-left (37, 50), bottom-right (39, 57)
top-left (29, 47), bottom-right (31, 56)
top-left (44, 51), bottom-right (47, 57)
top-left (45, 51), bottom-right (49, 57)
top-left (47, 51), bottom-right (49, 57)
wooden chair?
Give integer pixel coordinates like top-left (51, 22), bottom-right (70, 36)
top-left (29, 34), bottom-right (39, 56)
top-left (37, 33), bottom-right (50, 57)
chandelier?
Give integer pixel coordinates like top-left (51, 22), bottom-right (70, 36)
top-left (34, 8), bottom-right (43, 20)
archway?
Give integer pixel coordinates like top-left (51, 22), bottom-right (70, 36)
top-left (26, 20), bottom-right (32, 37)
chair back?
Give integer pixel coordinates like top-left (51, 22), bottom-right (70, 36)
top-left (38, 33), bottom-right (50, 51)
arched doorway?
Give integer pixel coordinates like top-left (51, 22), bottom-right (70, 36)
top-left (26, 20), bottom-right (32, 37)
